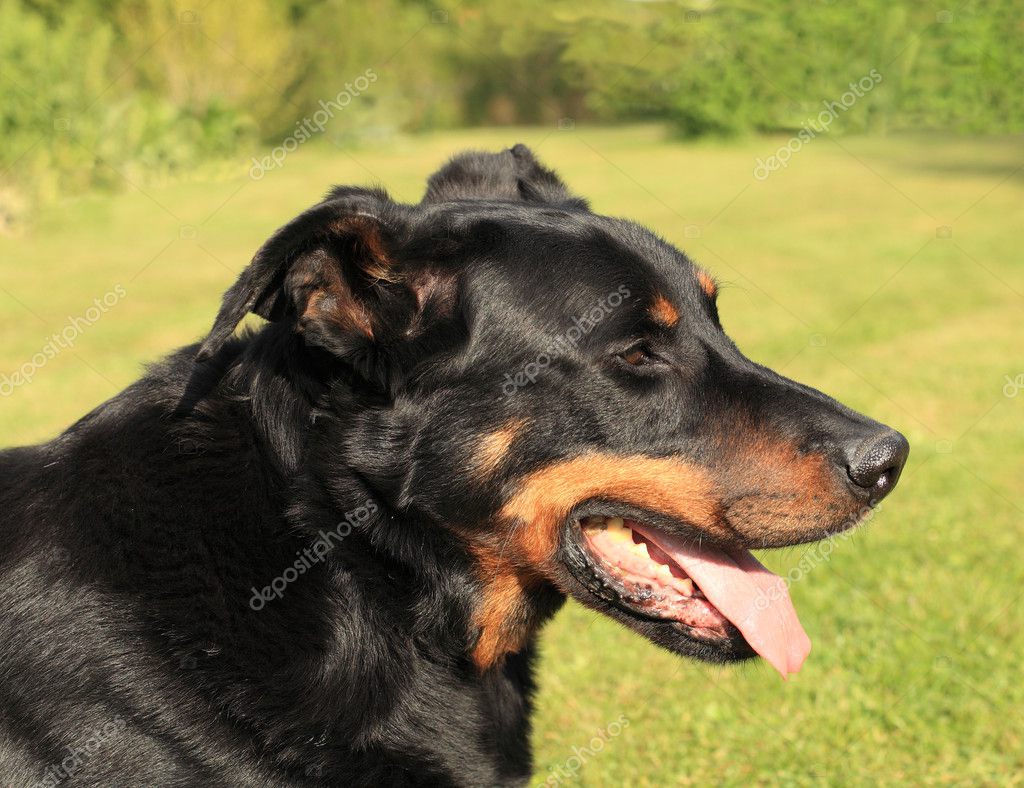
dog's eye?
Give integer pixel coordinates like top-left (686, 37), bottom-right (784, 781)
top-left (618, 344), bottom-right (657, 367)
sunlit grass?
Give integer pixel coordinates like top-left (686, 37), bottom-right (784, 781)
top-left (1, 125), bottom-right (1021, 785)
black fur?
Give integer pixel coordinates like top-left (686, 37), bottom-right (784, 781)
top-left (0, 146), bottom-right (907, 786)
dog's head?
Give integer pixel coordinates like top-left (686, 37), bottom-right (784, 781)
top-left (201, 145), bottom-right (908, 677)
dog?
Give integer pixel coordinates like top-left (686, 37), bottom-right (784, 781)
top-left (0, 145), bottom-right (908, 786)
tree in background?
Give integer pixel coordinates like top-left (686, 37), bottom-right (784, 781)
top-left (1, 0), bottom-right (1021, 227)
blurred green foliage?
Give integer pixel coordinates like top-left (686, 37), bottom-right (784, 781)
top-left (1, 0), bottom-right (1022, 223)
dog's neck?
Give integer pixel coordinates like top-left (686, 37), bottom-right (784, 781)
top-left (217, 327), bottom-right (538, 664)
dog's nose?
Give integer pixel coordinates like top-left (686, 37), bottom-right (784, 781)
top-left (844, 430), bottom-right (910, 502)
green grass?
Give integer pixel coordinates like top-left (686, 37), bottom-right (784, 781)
top-left (1, 126), bottom-right (1022, 785)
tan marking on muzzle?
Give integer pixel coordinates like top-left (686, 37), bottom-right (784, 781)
top-left (499, 453), bottom-right (722, 566)
top-left (469, 453), bottom-right (721, 670)
top-left (469, 549), bottom-right (542, 671)
top-left (714, 426), bottom-right (856, 543)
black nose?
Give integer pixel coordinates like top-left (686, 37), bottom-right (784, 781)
top-left (844, 430), bottom-right (910, 502)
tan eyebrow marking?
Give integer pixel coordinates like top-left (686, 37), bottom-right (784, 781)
top-left (696, 269), bottom-right (718, 299)
top-left (649, 293), bottom-right (680, 328)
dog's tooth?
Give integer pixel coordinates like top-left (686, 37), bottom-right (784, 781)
top-left (675, 577), bottom-right (694, 596)
top-left (605, 517), bottom-right (631, 539)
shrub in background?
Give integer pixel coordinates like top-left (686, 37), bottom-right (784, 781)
top-left (1, 0), bottom-right (1022, 227)
top-left (0, 0), bottom-right (259, 228)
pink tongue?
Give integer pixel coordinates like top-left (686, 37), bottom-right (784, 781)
top-left (632, 524), bottom-right (811, 679)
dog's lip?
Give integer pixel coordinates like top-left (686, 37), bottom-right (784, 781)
top-left (565, 515), bottom-right (739, 645)
top-left (568, 513), bottom-right (811, 678)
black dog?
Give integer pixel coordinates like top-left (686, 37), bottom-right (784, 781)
top-left (0, 146), bottom-right (908, 786)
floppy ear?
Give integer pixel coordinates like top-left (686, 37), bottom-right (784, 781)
top-left (421, 144), bottom-right (589, 210)
top-left (196, 188), bottom-right (458, 369)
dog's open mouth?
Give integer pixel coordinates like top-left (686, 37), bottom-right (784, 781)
top-left (578, 515), bottom-right (811, 678)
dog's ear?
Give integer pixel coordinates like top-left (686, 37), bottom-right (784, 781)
top-left (196, 188), bottom-right (459, 369)
top-left (421, 144), bottom-right (589, 210)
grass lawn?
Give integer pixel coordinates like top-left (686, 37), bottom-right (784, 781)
top-left (1, 125), bottom-right (1021, 785)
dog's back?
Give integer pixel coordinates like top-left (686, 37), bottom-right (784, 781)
top-left (0, 356), bottom-right (304, 786)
